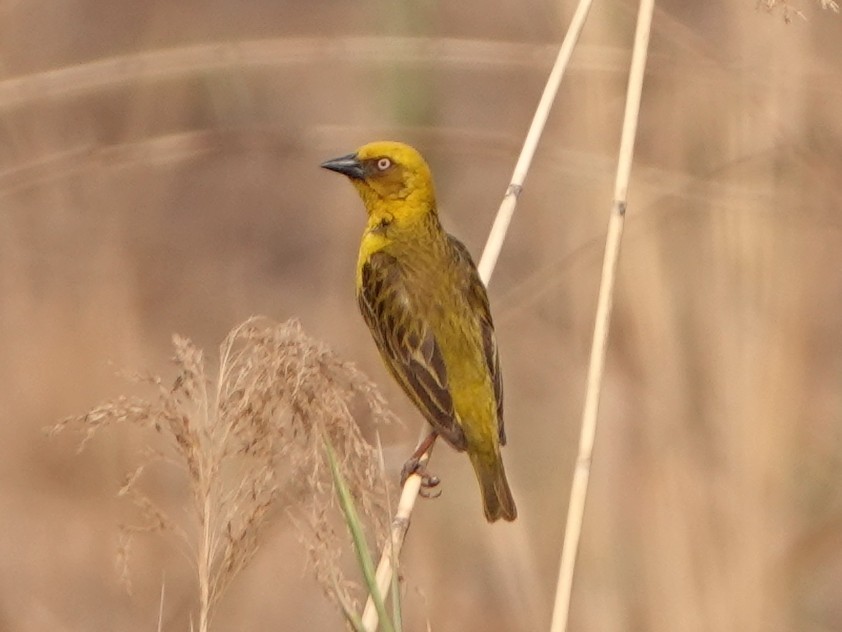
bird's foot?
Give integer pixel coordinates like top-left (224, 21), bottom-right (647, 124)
top-left (400, 457), bottom-right (441, 498)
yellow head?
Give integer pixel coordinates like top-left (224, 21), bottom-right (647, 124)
top-left (321, 141), bottom-right (437, 223)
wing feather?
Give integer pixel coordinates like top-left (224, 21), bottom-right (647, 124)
top-left (358, 251), bottom-right (468, 450)
top-left (448, 237), bottom-right (506, 445)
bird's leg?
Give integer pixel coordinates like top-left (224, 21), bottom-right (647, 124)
top-left (400, 430), bottom-right (441, 497)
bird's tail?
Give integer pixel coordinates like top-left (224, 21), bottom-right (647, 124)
top-left (469, 451), bottom-right (517, 522)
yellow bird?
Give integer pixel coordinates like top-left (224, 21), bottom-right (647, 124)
top-left (321, 141), bottom-right (516, 522)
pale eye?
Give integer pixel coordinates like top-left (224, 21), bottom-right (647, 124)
top-left (376, 157), bottom-right (391, 171)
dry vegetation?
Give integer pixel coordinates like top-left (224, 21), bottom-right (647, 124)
top-left (1, 1), bottom-right (841, 631)
top-left (759, 0), bottom-right (839, 22)
top-left (51, 317), bottom-right (393, 630)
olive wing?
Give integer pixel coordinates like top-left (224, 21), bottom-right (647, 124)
top-left (448, 236), bottom-right (506, 445)
top-left (358, 251), bottom-right (468, 451)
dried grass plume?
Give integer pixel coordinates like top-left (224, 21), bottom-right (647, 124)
top-left (757, 0), bottom-right (840, 20)
top-left (51, 316), bottom-right (394, 631)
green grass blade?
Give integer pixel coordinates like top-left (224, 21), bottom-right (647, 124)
top-left (324, 438), bottom-right (395, 632)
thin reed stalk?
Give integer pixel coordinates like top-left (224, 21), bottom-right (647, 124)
top-left (548, 1), bottom-right (655, 630)
top-left (360, 1), bottom-right (597, 629)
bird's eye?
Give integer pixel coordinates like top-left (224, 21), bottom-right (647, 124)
top-left (376, 157), bottom-right (391, 171)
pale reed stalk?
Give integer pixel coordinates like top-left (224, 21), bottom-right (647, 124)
top-left (548, 0), bottom-right (655, 631)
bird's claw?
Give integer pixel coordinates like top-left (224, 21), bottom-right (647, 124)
top-left (400, 457), bottom-right (441, 497)
top-left (419, 484), bottom-right (442, 499)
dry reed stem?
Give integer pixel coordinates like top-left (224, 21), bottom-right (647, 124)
top-left (476, 0), bottom-right (597, 284)
top-left (548, 0), bottom-right (654, 630)
top-left (53, 317), bottom-right (394, 630)
top-left (359, 2), bottom-right (597, 630)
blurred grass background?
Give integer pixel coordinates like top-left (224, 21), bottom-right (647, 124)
top-left (1, 0), bottom-right (841, 630)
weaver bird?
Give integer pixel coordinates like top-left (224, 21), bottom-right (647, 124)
top-left (321, 141), bottom-right (516, 522)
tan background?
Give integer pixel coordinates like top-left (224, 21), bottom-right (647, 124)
top-left (1, 1), bottom-right (841, 630)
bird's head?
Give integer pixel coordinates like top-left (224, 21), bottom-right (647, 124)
top-left (321, 141), bottom-right (437, 223)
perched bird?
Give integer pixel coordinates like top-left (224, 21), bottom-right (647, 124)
top-left (321, 141), bottom-right (516, 522)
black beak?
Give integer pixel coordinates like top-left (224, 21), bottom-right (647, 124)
top-left (320, 153), bottom-right (365, 180)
